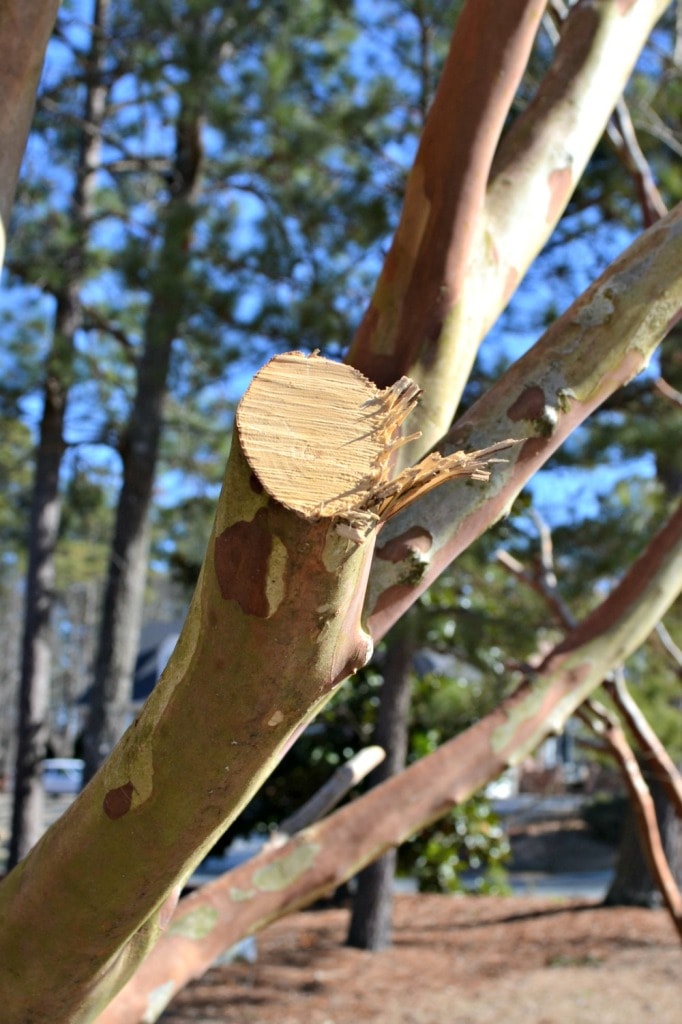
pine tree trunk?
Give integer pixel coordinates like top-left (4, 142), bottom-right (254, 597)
top-left (83, 101), bottom-right (202, 778)
top-left (347, 613), bottom-right (416, 950)
top-left (9, 347), bottom-right (68, 866)
top-left (8, 0), bottom-right (109, 864)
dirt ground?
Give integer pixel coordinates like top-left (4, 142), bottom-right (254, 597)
top-left (159, 894), bottom-right (680, 1024)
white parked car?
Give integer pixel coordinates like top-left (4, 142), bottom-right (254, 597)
top-left (41, 758), bottom-right (84, 795)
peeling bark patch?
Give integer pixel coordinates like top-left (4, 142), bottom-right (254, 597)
top-left (168, 905), bottom-right (219, 940)
top-left (268, 710), bottom-right (284, 727)
top-left (230, 885), bottom-right (256, 902)
top-left (251, 842), bottom-right (320, 892)
top-left (507, 386), bottom-right (546, 422)
top-left (214, 511), bottom-right (273, 617)
top-left (547, 166), bottom-right (572, 225)
top-left (376, 526), bottom-right (433, 562)
top-left (103, 781), bottom-right (135, 820)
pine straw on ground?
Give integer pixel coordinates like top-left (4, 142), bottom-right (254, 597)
top-left (159, 893), bottom-right (681, 1023)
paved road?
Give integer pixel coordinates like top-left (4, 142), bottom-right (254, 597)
top-left (506, 868), bottom-right (613, 899)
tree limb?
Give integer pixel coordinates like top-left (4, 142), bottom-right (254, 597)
top-left (607, 98), bottom-right (668, 227)
top-left (498, 516), bottom-right (682, 827)
top-left (364, 201), bottom-right (682, 641)
top-left (654, 375), bottom-right (682, 409)
top-left (604, 671), bottom-right (682, 820)
top-left (351, 0), bottom-right (672, 461)
top-left (0, 353), bottom-right (499, 1022)
top-left (347, 0), bottom-right (544, 458)
top-left (100, 502), bottom-right (682, 1023)
top-left (270, 745), bottom-right (385, 844)
top-left (0, 1), bottom-right (60, 268)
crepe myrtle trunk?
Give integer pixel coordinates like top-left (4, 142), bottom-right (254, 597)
top-left (0, 354), bottom-right (506, 1022)
top-left (99, 502), bottom-right (682, 1024)
top-left (83, 142), bottom-right (201, 780)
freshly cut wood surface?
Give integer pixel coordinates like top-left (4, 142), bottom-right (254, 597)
top-left (236, 351), bottom-right (420, 518)
top-left (236, 351), bottom-right (515, 532)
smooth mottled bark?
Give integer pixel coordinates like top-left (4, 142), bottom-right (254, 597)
top-left (347, 0), bottom-right (544, 458)
top-left (1, 5), bottom-right (680, 1020)
top-left (0, 1), bottom-right (59, 268)
top-left (363, 201), bottom-right (682, 640)
top-left (101, 502), bottom-right (682, 1024)
top-left (349, 0), bottom-right (672, 462)
top-left (0, 353), bottom-right (499, 1023)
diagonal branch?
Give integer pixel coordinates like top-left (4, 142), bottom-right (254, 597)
top-left (347, 0), bottom-right (544, 455)
top-left (349, 0), bottom-right (673, 462)
top-left (604, 671), bottom-right (682, 820)
top-left (607, 98), bottom-right (668, 227)
top-left (364, 201), bottom-right (682, 640)
top-left (497, 520), bottom-right (682, 824)
top-left (654, 375), bottom-right (682, 409)
top-left (484, 0), bottom-right (671, 328)
top-left (100, 502), bottom-right (682, 1024)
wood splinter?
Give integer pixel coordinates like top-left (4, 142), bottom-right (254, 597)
top-left (237, 351), bottom-right (516, 542)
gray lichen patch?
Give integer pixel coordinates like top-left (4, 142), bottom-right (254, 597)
top-left (251, 842), bottom-right (321, 892)
top-left (168, 905), bottom-right (219, 941)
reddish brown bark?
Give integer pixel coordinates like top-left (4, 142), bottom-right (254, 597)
top-left (348, 0), bottom-right (543, 387)
top-left (0, 2), bottom-right (60, 257)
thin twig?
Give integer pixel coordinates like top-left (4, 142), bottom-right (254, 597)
top-left (607, 99), bottom-right (668, 228)
top-left (604, 670), bottom-right (682, 820)
top-left (266, 746), bottom-right (386, 848)
top-left (654, 376), bottom-right (682, 410)
top-left (496, 507), bottom-right (574, 630)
